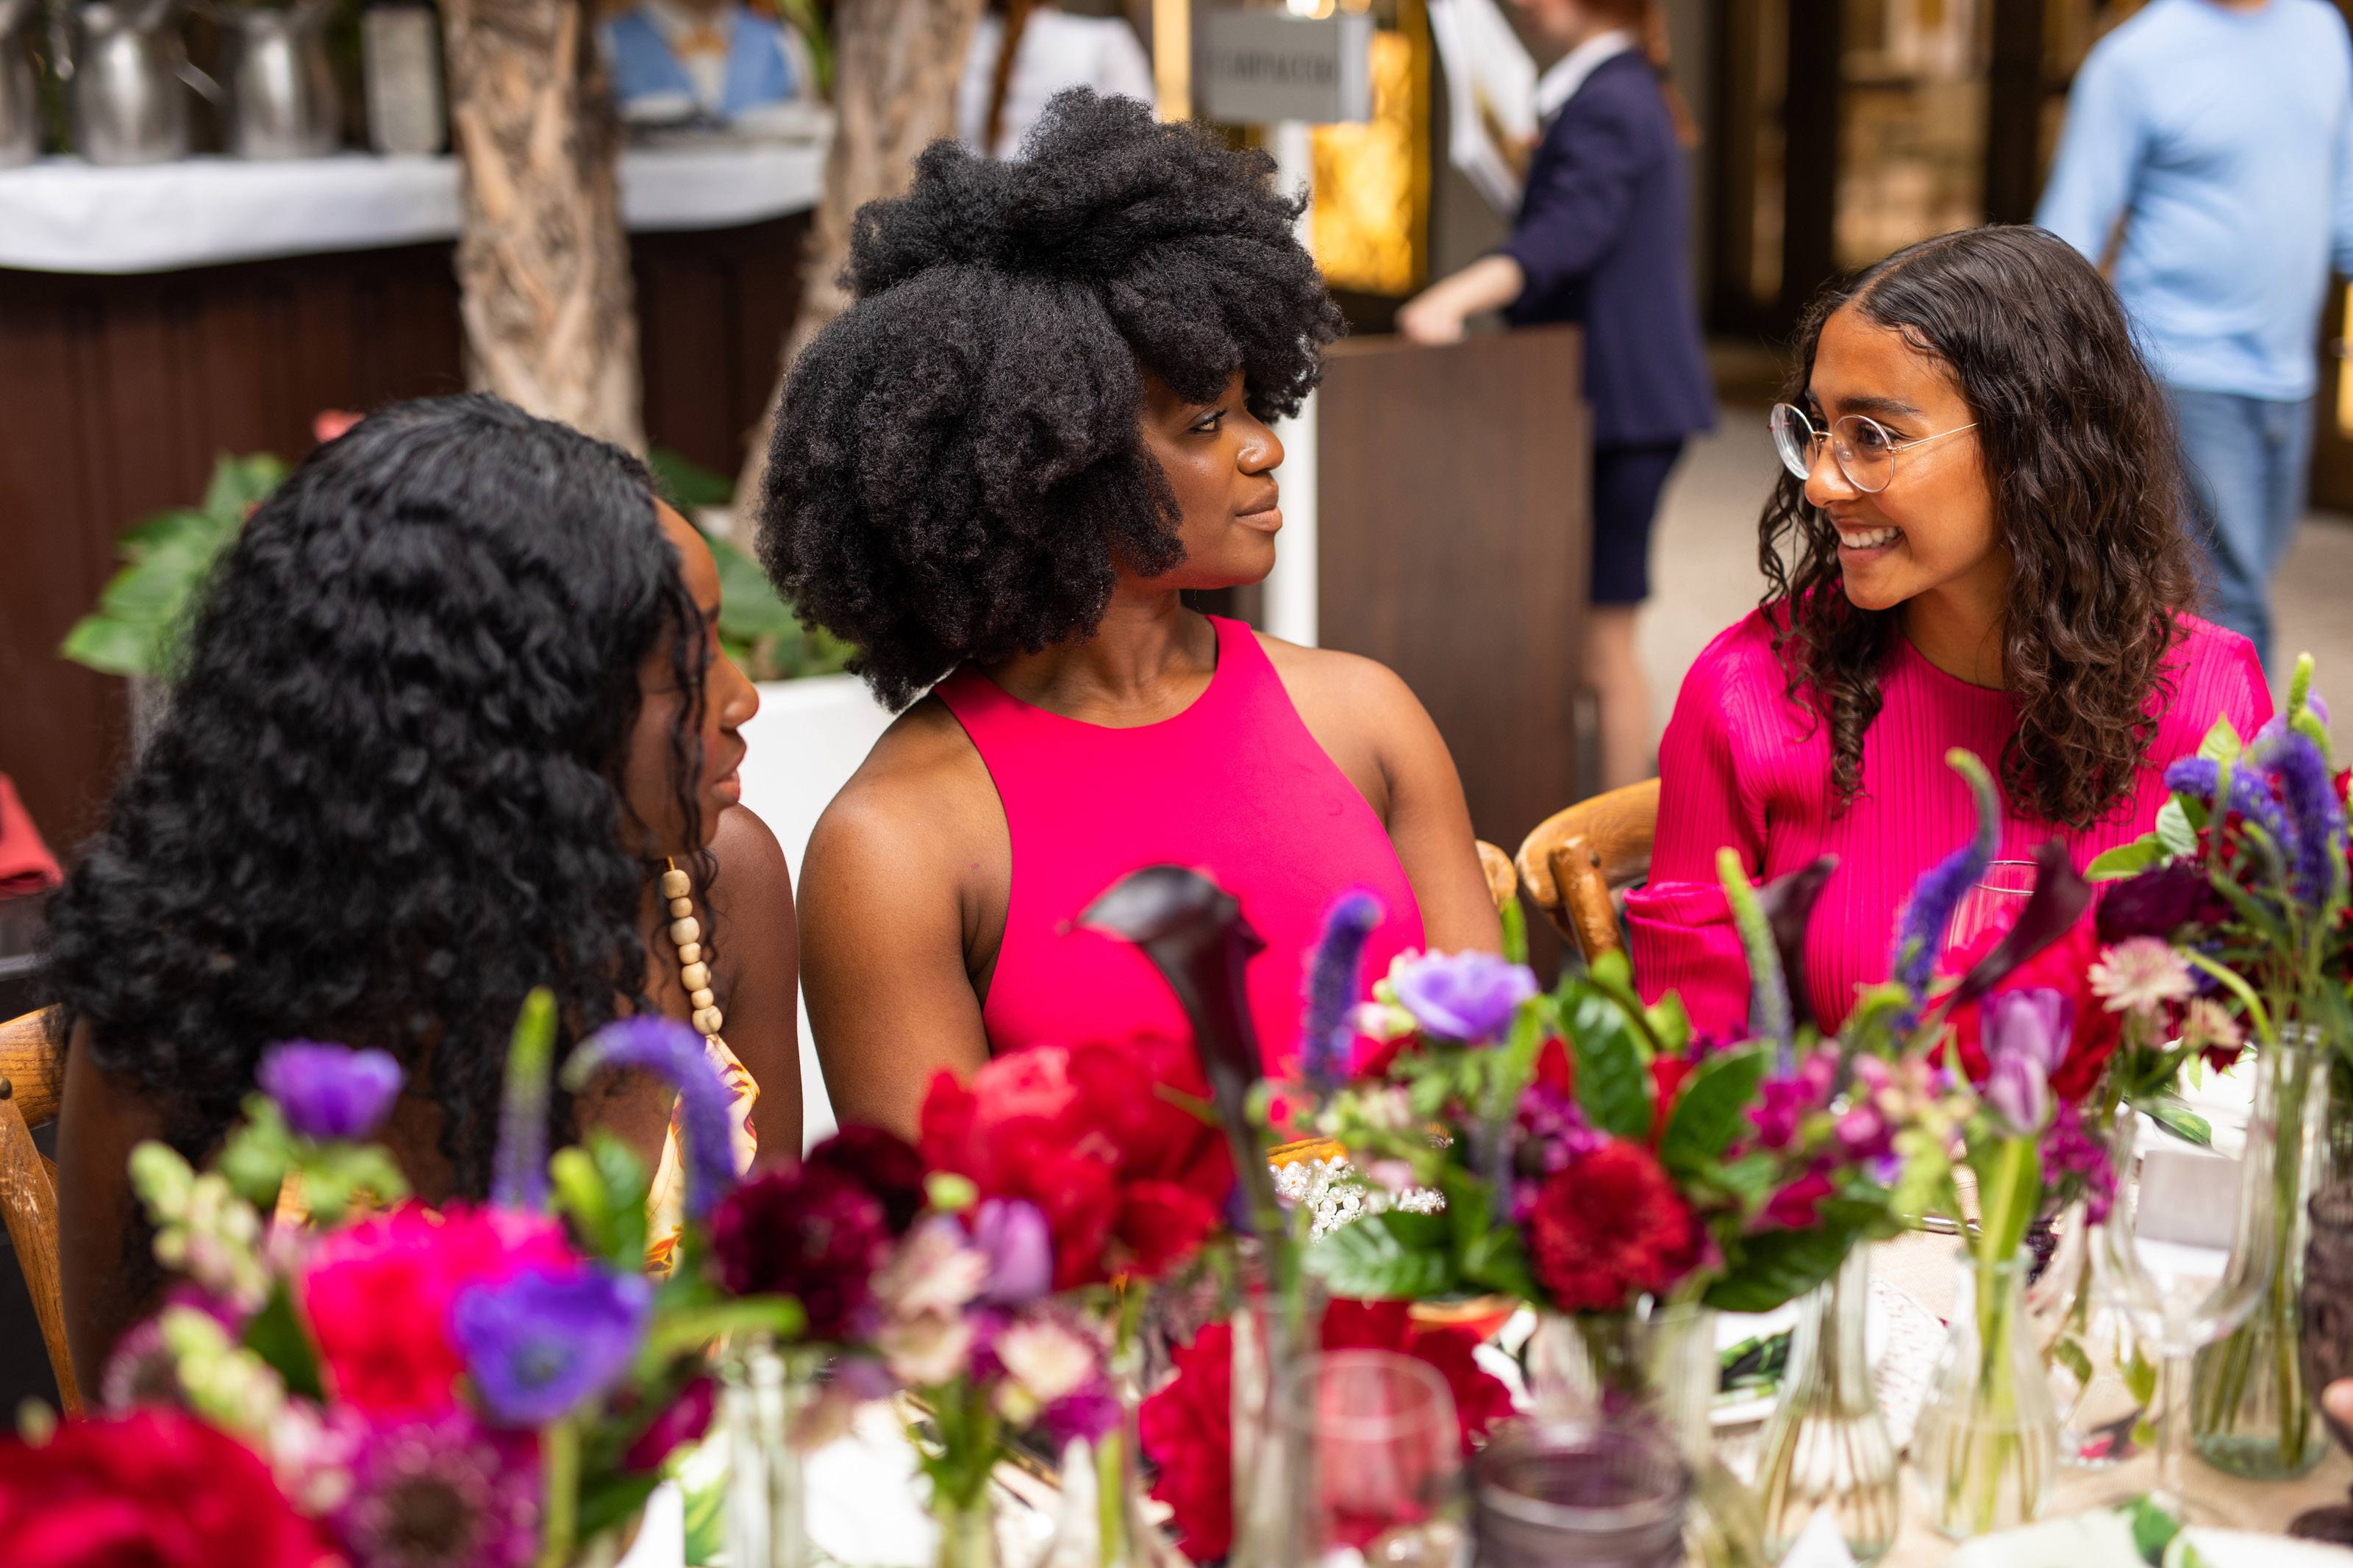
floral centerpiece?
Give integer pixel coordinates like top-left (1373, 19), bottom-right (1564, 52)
top-left (2087, 656), bottom-right (2350, 1481)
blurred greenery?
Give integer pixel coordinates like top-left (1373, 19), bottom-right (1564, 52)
top-left (60, 444), bottom-right (849, 686)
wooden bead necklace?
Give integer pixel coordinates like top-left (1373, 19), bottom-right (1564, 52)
top-left (660, 858), bottom-right (725, 1043)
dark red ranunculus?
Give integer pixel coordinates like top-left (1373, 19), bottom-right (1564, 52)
top-left (708, 1161), bottom-right (893, 1340)
top-left (805, 1123), bottom-right (927, 1236)
top-left (2096, 861), bottom-right (2227, 945)
top-left (1940, 920), bottom-right (2119, 1104)
top-left (1527, 1139), bottom-right (1704, 1314)
top-left (0, 1408), bottom-right (336, 1568)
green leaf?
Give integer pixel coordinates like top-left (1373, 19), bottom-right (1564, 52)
top-left (242, 1281), bottom-right (325, 1401)
top-left (120, 506), bottom-right (221, 557)
top-left (1561, 986), bottom-right (1653, 1140)
top-left (1705, 1221), bottom-right (1861, 1314)
top-left (2086, 836), bottom-right (2165, 881)
top-left (1441, 1171), bottom-right (1539, 1302)
top-left (648, 446), bottom-right (737, 510)
top-left (1306, 1210), bottom-right (1457, 1300)
top-left (1714, 1150), bottom-right (1778, 1207)
top-left (2049, 1334), bottom-right (2094, 1388)
top-left (2123, 1494), bottom-right (2185, 1565)
top-left (2138, 1095), bottom-right (2212, 1148)
top-left (2155, 797), bottom-right (2197, 859)
top-left (2198, 715), bottom-right (2244, 765)
top-left (1645, 992), bottom-right (1692, 1056)
top-left (1659, 1044), bottom-right (1768, 1173)
top-left (638, 1298), bottom-right (805, 1368)
top-left (2127, 1344), bottom-right (2159, 1406)
top-left (578, 1471), bottom-right (667, 1541)
top-left (57, 612), bottom-right (157, 676)
top-left (1499, 894), bottom-right (1527, 967)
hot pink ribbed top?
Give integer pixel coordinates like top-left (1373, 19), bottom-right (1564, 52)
top-left (935, 615), bottom-right (1426, 1074)
top-left (1627, 609), bottom-right (2271, 1041)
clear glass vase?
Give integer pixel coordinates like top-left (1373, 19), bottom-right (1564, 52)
top-left (1911, 1246), bottom-right (2060, 1539)
top-left (1526, 1304), bottom-right (1768, 1568)
top-left (2032, 1165), bottom-right (2157, 1469)
top-left (929, 1491), bottom-right (998, 1568)
top-left (1038, 1327), bottom-right (1183, 1568)
top-left (2193, 1032), bottom-right (2332, 1480)
top-left (1226, 1268), bottom-right (1327, 1568)
top-left (1754, 1247), bottom-right (1901, 1564)
top-left (720, 1337), bottom-right (809, 1568)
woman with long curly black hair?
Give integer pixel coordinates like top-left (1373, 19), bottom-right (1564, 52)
top-left (49, 395), bottom-right (799, 1383)
top-left (758, 90), bottom-right (1499, 1136)
top-left (1628, 225), bottom-right (2274, 1039)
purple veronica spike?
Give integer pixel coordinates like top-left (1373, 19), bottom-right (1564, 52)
top-left (563, 1015), bottom-right (738, 1221)
top-left (2164, 756), bottom-right (2297, 877)
top-left (1302, 891), bottom-right (1384, 1093)
top-left (451, 1264), bottom-right (652, 1427)
top-left (2258, 731), bottom-right (2346, 906)
top-left (1891, 752), bottom-right (1999, 1021)
top-left (257, 1041), bottom-right (404, 1142)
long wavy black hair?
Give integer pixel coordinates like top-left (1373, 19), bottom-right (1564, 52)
top-left (46, 394), bottom-right (710, 1193)
top-left (1762, 225), bottom-right (2199, 828)
top-left (757, 88), bottom-right (1345, 709)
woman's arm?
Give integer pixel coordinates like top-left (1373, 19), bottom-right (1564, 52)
top-left (1397, 255), bottom-right (1527, 346)
top-left (796, 719), bottom-right (998, 1142)
top-left (707, 806), bottom-right (801, 1161)
top-left (55, 1020), bottom-right (164, 1392)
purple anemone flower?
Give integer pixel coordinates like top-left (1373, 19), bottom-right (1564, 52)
top-left (972, 1198), bottom-right (1053, 1306)
top-left (563, 1015), bottom-right (739, 1221)
top-left (451, 1264), bottom-right (652, 1428)
top-left (257, 1041), bottom-right (404, 1142)
top-left (1390, 951), bottom-right (1538, 1042)
top-left (1302, 891), bottom-right (1384, 1092)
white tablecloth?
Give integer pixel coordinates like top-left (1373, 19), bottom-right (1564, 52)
top-left (0, 138), bottom-right (827, 275)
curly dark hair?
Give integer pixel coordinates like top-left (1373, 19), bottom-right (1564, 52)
top-left (1760, 225), bottom-right (2199, 829)
top-left (46, 393), bottom-right (710, 1195)
top-left (757, 88), bottom-right (1346, 708)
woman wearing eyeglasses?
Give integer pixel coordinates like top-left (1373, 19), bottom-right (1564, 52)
top-left (1627, 225), bottom-right (2273, 1041)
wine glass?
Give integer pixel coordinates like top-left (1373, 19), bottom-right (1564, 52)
top-left (1946, 859), bottom-right (2039, 954)
top-left (1274, 1349), bottom-right (1467, 1567)
top-left (2091, 1097), bottom-right (2275, 1524)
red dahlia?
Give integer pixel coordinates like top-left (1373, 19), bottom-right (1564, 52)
top-left (1526, 1139), bottom-right (1702, 1313)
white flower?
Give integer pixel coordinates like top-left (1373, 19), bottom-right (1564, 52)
top-left (995, 1316), bottom-right (1101, 1407)
top-left (2089, 937), bottom-right (2196, 1016)
top-left (879, 1309), bottom-right (975, 1388)
top-left (873, 1217), bottom-right (989, 1319)
top-left (2179, 998), bottom-right (2246, 1059)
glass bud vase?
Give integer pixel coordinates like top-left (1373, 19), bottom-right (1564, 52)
top-left (720, 1337), bottom-right (809, 1568)
top-left (2031, 1139), bottom-right (2157, 1470)
top-left (1912, 1246), bottom-right (2060, 1539)
top-left (2194, 1032), bottom-right (2332, 1480)
top-left (929, 1492), bottom-right (999, 1568)
top-left (1227, 1268), bottom-right (1327, 1568)
top-left (1038, 1325), bottom-right (1182, 1568)
top-left (1754, 1247), bottom-right (1901, 1564)
top-left (1526, 1304), bottom-right (1768, 1568)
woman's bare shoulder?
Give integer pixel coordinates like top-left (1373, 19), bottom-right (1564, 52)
top-left (1250, 630), bottom-right (1421, 716)
top-left (804, 696), bottom-right (998, 881)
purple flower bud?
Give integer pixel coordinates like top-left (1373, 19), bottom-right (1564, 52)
top-left (1985, 987), bottom-right (2073, 1075)
top-left (564, 1016), bottom-right (739, 1221)
top-left (1390, 951), bottom-right (1538, 1042)
top-left (451, 1264), bottom-right (652, 1428)
top-left (1983, 1051), bottom-right (2050, 1137)
top-left (972, 1198), bottom-right (1054, 1306)
top-left (257, 1041), bottom-right (404, 1142)
top-left (1302, 891), bottom-right (1384, 1093)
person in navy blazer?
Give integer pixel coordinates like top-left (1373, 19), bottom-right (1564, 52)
top-left (1401, 0), bottom-right (1714, 791)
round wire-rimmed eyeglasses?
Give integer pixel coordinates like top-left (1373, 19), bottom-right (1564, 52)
top-left (1768, 402), bottom-right (1977, 495)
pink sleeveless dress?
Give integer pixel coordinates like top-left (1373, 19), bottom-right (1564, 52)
top-left (935, 615), bottom-right (1426, 1075)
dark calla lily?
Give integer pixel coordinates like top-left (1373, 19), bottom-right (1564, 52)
top-left (1950, 840), bottom-right (2092, 1006)
top-left (1760, 855), bottom-right (1838, 1031)
top-left (1079, 865), bottom-right (1277, 1240)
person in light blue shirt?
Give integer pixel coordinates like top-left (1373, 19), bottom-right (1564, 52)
top-left (2037, 0), bottom-right (2353, 670)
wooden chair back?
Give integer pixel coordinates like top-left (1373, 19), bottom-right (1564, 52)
top-left (1, 1006), bottom-right (79, 1414)
top-left (1514, 778), bottom-right (1661, 964)
top-left (1475, 840), bottom-right (1518, 917)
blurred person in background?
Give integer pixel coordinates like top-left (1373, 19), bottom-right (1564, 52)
top-left (958, 0), bottom-right (1154, 160)
top-left (1396, 0), bottom-right (1713, 792)
top-left (2037, 0), bottom-right (2353, 673)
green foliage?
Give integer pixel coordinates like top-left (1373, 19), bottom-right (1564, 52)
top-left (1444, 1170), bottom-right (1540, 1303)
top-left (1706, 1215), bottom-right (1863, 1313)
top-left (242, 1281), bottom-right (326, 1403)
top-left (643, 449), bottom-right (856, 683)
top-left (1560, 981), bottom-right (1654, 1140)
top-left (646, 447), bottom-right (737, 511)
top-left (2138, 1095), bottom-right (2212, 1148)
top-left (1659, 1045), bottom-right (1768, 1175)
top-left (60, 452), bottom-right (286, 678)
top-left (1307, 1209), bottom-right (1459, 1300)
top-left (554, 1133), bottom-right (654, 1268)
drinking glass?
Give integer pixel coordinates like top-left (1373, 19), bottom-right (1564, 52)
top-left (1946, 859), bottom-right (2038, 953)
top-left (2093, 1098), bottom-right (2276, 1523)
top-left (1273, 1349), bottom-right (1467, 1567)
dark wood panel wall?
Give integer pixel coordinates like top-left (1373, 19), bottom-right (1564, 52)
top-left (0, 214), bottom-right (809, 852)
top-left (1317, 327), bottom-right (1588, 858)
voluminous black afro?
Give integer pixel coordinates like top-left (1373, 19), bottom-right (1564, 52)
top-left (756, 88), bottom-right (1345, 709)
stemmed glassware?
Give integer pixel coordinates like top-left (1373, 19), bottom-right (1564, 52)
top-left (2092, 1098), bottom-right (2277, 1522)
top-left (1273, 1350), bottom-right (1468, 1567)
top-left (1946, 859), bottom-right (2038, 953)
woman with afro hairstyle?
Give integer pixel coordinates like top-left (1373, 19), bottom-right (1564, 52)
top-left (1628, 226), bottom-right (2272, 1041)
top-left (49, 395), bottom-right (801, 1386)
top-left (759, 90), bottom-right (1500, 1135)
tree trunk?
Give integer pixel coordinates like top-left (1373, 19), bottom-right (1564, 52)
top-left (729, 0), bottom-right (985, 541)
top-left (442, 0), bottom-right (646, 451)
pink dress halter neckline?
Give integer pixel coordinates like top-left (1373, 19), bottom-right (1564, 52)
top-left (935, 615), bottom-right (1425, 1074)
